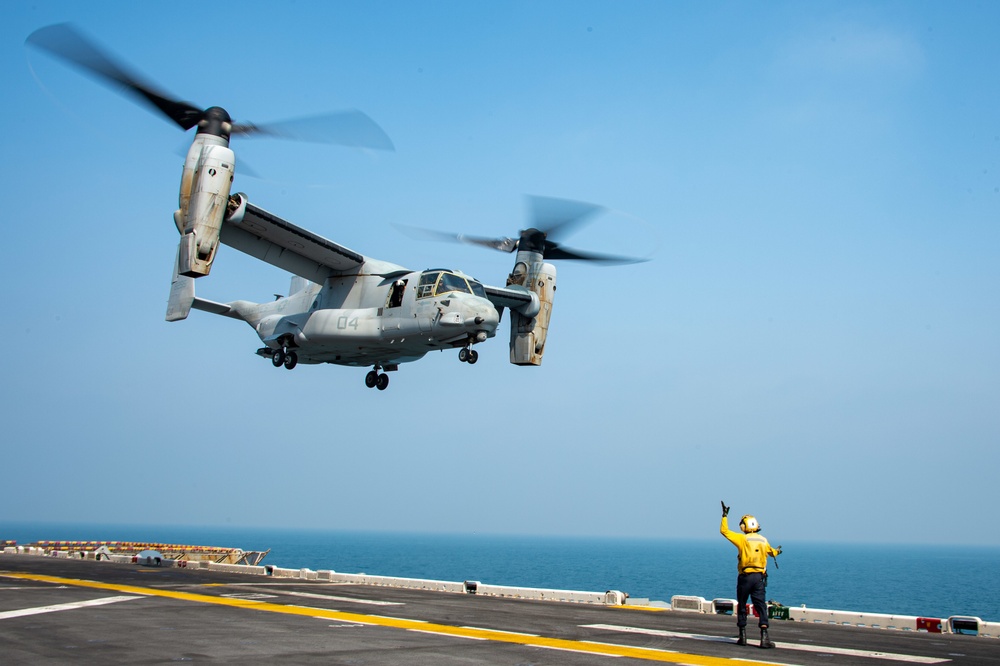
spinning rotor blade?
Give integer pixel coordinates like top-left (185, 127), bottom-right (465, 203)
top-left (526, 195), bottom-right (646, 264)
top-left (399, 195), bottom-right (647, 265)
top-left (394, 225), bottom-right (518, 253)
top-left (541, 244), bottom-right (645, 265)
top-left (233, 111), bottom-right (395, 151)
top-left (27, 23), bottom-right (394, 151)
top-left (26, 23), bottom-right (203, 130)
top-left (528, 195), bottom-right (605, 240)
top-left (460, 234), bottom-right (519, 253)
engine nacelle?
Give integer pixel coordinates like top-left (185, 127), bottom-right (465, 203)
top-left (508, 259), bottom-right (556, 366)
top-left (173, 135), bottom-right (235, 277)
top-left (225, 192), bottom-right (247, 225)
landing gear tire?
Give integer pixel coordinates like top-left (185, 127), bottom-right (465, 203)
top-left (467, 349), bottom-right (479, 364)
top-left (271, 350), bottom-right (286, 367)
top-left (365, 369), bottom-right (390, 391)
top-left (459, 348), bottom-right (479, 364)
top-left (459, 348), bottom-right (470, 363)
top-left (283, 351), bottom-right (298, 370)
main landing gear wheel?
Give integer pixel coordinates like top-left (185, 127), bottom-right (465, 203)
top-left (365, 369), bottom-right (389, 390)
top-left (271, 349), bottom-right (297, 369)
top-left (459, 348), bottom-right (479, 364)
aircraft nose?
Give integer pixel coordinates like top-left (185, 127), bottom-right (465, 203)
top-left (465, 299), bottom-right (500, 332)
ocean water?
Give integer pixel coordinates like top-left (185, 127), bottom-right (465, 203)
top-left (3, 522), bottom-right (997, 622)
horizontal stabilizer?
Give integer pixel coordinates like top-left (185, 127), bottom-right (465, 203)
top-left (165, 248), bottom-right (245, 322)
top-left (192, 298), bottom-right (243, 320)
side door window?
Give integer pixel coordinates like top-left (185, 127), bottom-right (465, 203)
top-left (386, 279), bottom-right (407, 308)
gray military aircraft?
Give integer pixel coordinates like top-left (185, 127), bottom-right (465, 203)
top-left (27, 24), bottom-right (643, 391)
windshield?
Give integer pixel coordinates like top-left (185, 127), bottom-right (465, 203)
top-left (417, 270), bottom-right (486, 299)
top-left (436, 272), bottom-right (472, 296)
top-left (468, 279), bottom-right (487, 298)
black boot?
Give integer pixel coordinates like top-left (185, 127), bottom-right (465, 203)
top-left (736, 627), bottom-right (747, 646)
top-left (759, 627), bottom-right (775, 649)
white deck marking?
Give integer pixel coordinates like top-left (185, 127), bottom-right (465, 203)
top-left (216, 583), bottom-right (403, 606)
top-left (0, 595), bottom-right (142, 620)
top-left (583, 624), bottom-right (951, 664)
top-left (220, 593), bottom-right (274, 601)
top-left (408, 628), bottom-right (487, 640)
top-left (275, 589), bottom-right (403, 606)
top-left (461, 626), bottom-right (540, 637)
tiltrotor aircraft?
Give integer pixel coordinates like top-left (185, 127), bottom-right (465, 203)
top-left (28, 24), bottom-right (643, 390)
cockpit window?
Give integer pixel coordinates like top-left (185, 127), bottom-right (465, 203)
top-left (416, 270), bottom-right (485, 299)
top-left (468, 279), bottom-right (487, 298)
top-left (417, 271), bottom-right (440, 298)
top-left (436, 272), bottom-right (473, 296)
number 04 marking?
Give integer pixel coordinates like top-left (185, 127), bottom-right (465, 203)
top-left (337, 316), bottom-right (360, 330)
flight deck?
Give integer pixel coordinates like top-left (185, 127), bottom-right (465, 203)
top-left (2, 554), bottom-right (996, 665)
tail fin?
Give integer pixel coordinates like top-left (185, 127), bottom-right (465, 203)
top-left (289, 275), bottom-right (311, 296)
top-left (166, 246), bottom-right (195, 321)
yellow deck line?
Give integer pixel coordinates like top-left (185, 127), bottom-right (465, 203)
top-left (2, 572), bottom-right (781, 666)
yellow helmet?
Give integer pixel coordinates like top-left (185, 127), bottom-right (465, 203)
top-left (739, 515), bottom-right (760, 533)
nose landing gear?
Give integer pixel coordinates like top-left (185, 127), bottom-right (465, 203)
top-left (458, 347), bottom-right (479, 364)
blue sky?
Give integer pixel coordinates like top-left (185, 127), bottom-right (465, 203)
top-left (2, 2), bottom-right (998, 545)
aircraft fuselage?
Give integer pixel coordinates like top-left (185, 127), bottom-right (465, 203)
top-left (233, 266), bottom-right (500, 368)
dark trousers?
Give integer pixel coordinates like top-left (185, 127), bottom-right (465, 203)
top-left (736, 572), bottom-right (768, 629)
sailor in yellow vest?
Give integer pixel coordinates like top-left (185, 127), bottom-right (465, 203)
top-left (720, 501), bottom-right (781, 648)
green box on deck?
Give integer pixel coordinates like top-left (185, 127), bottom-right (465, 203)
top-left (768, 604), bottom-right (790, 620)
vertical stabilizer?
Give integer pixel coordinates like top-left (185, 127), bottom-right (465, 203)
top-left (289, 275), bottom-right (311, 295)
top-left (166, 275), bottom-right (195, 321)
top-left (166, 246), bottom-right (195, 321)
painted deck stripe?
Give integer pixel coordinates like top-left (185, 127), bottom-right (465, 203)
top-left (272, 589), bottom-right (403, 606)
top-left (583, 624), bottom-right (950, 664)
top-left (536, 643), bottom-right (624, 657)
top-left (461, 625), bottom-right (540, 637)
top-left (408, 628), bottom-right (488, 640)
top-left (0, 595), bottom-right (141, 620)
top-left (212, 583), bottom-right (403, 606)
top-left (0, 573), bottom-right (788, 666)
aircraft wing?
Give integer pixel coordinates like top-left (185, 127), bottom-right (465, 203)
top-left (220, 201), bottom-right (365, 282)
top-left (483, 284), bottom-right (534, 311)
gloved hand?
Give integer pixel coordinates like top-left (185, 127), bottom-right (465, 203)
top-left (721, 501), bottom-right (730, 517)
top-left (775, 546), bottom-right (782, 555)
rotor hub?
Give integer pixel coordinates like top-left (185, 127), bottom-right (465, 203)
top-left (518, 228), bottom-right (547, 255)
top-left (197, 106), bottom-right (233, 141)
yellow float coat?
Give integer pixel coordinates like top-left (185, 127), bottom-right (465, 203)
top-left (720, 516), bottom-right (779, 574)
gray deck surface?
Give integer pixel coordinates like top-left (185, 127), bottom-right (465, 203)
top-left (1, 555), bottom-right (996, 665)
